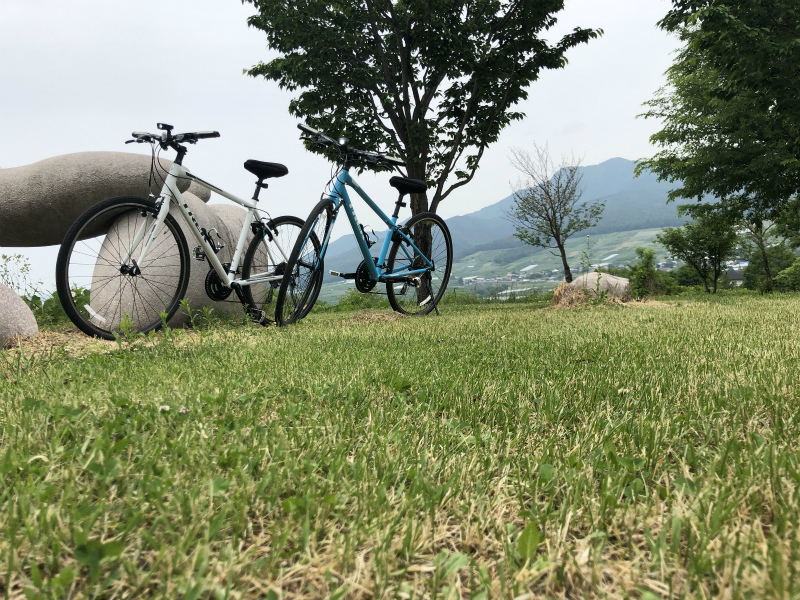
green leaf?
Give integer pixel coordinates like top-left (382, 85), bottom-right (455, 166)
top-left (539, 464), bottom-right (554, 481)
top-left (440, 552), bottom-right (469, 578)
top-left (74, 539), bottom-right (104, 580)
top-left (211, 476), bottom-right (231, 496)
top-left (518, 522), bottom-right (540, 560)
top-left (30, 562), bottom-right (42, 589)
top-left (51, 566), bottom-right (75, 589)
top-left (103, 540), bottom-right (125, 557)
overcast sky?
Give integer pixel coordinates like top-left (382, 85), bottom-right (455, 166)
top-left (1, 0), bottom-right (678, 287)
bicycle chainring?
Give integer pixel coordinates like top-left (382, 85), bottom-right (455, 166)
top-left (205, 268), bottom-right (233, 301)
top-left (354, 259), bottom-right (377, 293)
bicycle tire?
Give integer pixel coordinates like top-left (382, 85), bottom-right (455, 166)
top-left (275, 198), bottom-right (334, 326)
top-left (56, 196), bottom-right (190, 339)
top-left (385, 212), bottom-right (452, 316)
top-left (241, 215), bottom-right (321, 323)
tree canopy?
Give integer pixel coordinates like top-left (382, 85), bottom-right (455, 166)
top-left (244, 0), bottom-right (600, 215)
top-left (656, 206), bottom-right (738, 294)
top-left (638, 1), bottom-right (800, 213)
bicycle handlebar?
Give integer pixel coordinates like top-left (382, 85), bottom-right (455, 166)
top-left (297, 123), bottom-right (406, 169)
top-left (126, 128), bottom-right (221, 146)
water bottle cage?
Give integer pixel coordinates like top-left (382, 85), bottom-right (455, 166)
top-left (391, 226), bottom-right (411, 244)
top-left (201, 228), bottom-right (225, 254)
top-left (360, 224), bottom-right (376, 248)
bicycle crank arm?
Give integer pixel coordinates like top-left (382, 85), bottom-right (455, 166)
top-left (329, 270), bottom-right (357, 279)
top-left (232, 273), bottom-right (283, 286)
top-left (379, 275), bottom-right (420, 284)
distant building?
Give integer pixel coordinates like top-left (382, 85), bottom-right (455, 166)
top-left (727, 270), bottom-right (744, 286)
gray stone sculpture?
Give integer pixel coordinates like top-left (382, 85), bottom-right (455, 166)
top-left (0, 152), bottom-right (191, 246)
top-left (1, 151), bottom-right (256, 330)
top-left (0, 282), bottom-right (39, 347)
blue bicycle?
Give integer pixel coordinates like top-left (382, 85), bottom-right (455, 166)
top-left (275, 124), bottom-right (453, 325)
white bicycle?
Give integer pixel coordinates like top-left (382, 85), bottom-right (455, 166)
top-left (56, 123), bottom-right (322, 339)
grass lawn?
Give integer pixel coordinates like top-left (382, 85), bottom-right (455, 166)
top-left (2, 295), bottom-right (800, 598)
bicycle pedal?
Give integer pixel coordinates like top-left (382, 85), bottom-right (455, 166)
top-left (248, 308), bottom-right (266, 323)
top-left (193, 247), bottom-right (206, 261)
top-left (329, 270), bottom-right (357, 279)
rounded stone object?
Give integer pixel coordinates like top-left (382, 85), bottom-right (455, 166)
top-left (186, 179), bottom-right (211, 203)
top-left (0, 152), bottom-right (191, 247)
top-left (557, 272), bottom-right (631, 304)
top-left (0, 282), bottom-right (39, 347)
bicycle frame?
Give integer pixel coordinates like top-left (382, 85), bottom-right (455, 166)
top-left (315, 167), bottom-right (433, 281)
top-left (124, 162), bottom-right (290, 289)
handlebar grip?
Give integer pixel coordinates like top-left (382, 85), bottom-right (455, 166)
top-left (195, 131), bottom-right (220, 139)
top-left (383, 155), bottom-right (406, 167)
top-left (297, 123), bottom-right (320, 135)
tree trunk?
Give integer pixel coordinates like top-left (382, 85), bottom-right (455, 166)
top-left (407, 161), bottom-right (429, 216)
top-left (558, 243), bottom-right (573, 283)
top-left (758, 242), bottom-right (773, 291)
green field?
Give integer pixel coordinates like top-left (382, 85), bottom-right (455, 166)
top-left (2, 295), bottom-right (800, 598)
top-left (451, 228), bottom-right (668, 282)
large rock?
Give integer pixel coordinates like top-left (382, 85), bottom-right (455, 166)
top-left (89, 196), bottom-right (251, 329)
top-left (0, 283), bottom-right (38, 347)
top-left (186, 180), bottom-right (211, 203)
top-left (0, 152), bottom-right (193, 246)
top-left (553, 272), bottom-right (631, 306)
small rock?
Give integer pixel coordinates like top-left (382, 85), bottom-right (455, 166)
top-left (0, 282), bottom-right (39, 347)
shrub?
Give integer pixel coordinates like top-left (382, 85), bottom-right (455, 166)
top-left (775, 262), bottom-right (800, 292)
top-left (605, 247), bottom-right (680, 298)
top-left (742, 244), bottom-right (798, 292)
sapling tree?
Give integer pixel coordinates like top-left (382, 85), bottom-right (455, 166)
top-left (505, 144), bottom-right (604, 283)
top-left (656, 206), bottom-right (738, 294)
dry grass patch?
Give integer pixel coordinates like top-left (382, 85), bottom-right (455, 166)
top-left (3, 328), bottom-right (116, 358)
top-left (349, 310), bottom-right (404, 324)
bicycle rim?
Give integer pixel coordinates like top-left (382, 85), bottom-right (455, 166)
top-left (243, 216), bottom-right (311, 322)
top-left (57, 198), bottom-right (189, 339)
top-left (276, 201), bottom-right (332, 325)
top-left (386, 213), bottom-right (452, 315)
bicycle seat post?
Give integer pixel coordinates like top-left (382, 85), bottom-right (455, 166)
top-left (391, 193), bottom-right (407, 219)
top-left (252, 178), bottom-right (267, 202)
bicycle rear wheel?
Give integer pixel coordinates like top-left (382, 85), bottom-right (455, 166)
top-left (241, 215), bottom-right (318, 323)
top-left (385, 212), bottom-right (452, 315)
top-left (56, 196), bottom-right (190, 339)
top-left (275, 198), bottom-right (334, 325)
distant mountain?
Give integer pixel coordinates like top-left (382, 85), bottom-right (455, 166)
top-left (320, 157), bottom-right (683, 278)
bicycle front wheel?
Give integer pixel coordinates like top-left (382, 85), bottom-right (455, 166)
top-left (275, 198), bottom-right (334, 325)
top-left (385, 212), bottom-right (452, 315)
top-left (56, 196), bottom-right (190, 339)
top-left (241, 215), bottom-right (313, 323)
